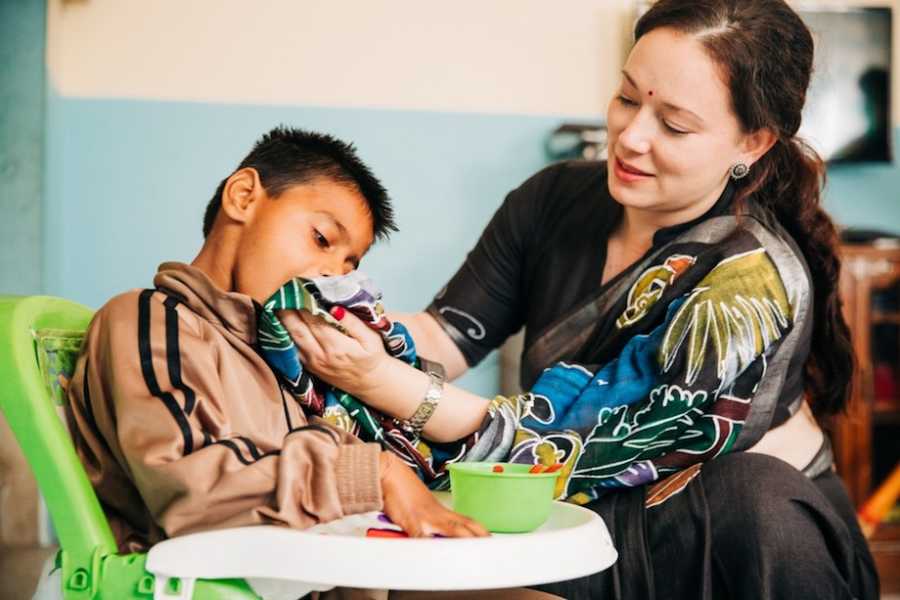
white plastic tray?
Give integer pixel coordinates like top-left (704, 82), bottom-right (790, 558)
top-left (146, 492), bottom-right (617, 597)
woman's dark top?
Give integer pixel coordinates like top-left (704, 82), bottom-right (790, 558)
top-left (427, 160), bottom-right (806, 429)
top-left (427, 160), bottom-right (878, 599)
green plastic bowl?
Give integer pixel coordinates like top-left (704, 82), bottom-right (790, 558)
top-left (448, 462), bottom-right (559, 533)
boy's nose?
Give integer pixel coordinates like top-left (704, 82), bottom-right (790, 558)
top-left (318, 261), bottom-right (353, 278)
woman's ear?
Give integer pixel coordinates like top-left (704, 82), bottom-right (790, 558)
top-left (220, 167), bottom-right (265, 226)
top-left (740, 127), bottom-right (778, 167)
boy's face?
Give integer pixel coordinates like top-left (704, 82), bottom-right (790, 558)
top-left (233, 178), bottom-right (375, 302)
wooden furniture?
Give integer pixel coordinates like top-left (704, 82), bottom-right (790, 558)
top-left (833, 243), bottom-right (900, 592)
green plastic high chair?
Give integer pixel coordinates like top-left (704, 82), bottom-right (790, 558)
top-left (0, 296), bottom-right (259, 599)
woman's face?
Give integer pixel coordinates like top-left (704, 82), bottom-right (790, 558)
top-left (606, 27), bottom-right (751, 222)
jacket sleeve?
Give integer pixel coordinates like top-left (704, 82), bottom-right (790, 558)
top-left (88, 291), bottom-right (382, 538)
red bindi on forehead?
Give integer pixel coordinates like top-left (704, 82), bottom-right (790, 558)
top-left (648, 90), bottom-right (654, 96)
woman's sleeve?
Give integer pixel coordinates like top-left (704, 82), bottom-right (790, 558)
top-left (426, 165), bottom-right (562, 367)
top-left (478, 244), bottom-right (800, 501)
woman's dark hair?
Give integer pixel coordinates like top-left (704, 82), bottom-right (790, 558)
top-left (636, 0), bottom-right (853, 417)
top-left (203, 126), bottom-right (396, 240)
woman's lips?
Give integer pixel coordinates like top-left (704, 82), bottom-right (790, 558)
top-left (613, 157), bottom-right (654, 183)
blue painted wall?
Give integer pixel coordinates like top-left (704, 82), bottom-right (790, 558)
top-left (1, 0), bottom-right (45, 295)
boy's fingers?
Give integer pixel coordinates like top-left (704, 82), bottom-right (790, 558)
top-left (468, 523), bottom-right (489, 537)
top-left (402, 520), bottom-right (424, 538)
top-left (462, 517), bottom-right (489, 537)
top-left (447, 519), bottom-right (477, 538)
top-left (424, 512), bottom-right (483, 538)
top-left (422, 521), bottom-right (461, 538)
top-left (445, 512), bottom-right (488, 538)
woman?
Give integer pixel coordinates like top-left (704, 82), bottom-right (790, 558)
top-left (284, 1), bottom-right (879, 597)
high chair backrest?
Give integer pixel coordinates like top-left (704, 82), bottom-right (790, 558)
top-left (0, 296), bottom-right (118, 572)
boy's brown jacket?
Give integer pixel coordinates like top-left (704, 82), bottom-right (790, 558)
top-left (65, 262), bottom-right (382, 552)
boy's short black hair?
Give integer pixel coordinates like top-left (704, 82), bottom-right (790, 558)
top-left (203, 126), bottom-right (397, 239)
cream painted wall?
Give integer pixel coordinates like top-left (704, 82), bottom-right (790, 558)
top-left (46, 0), bottom-right (636, 117)
top-left (46, 1), bottom-right (900, 122)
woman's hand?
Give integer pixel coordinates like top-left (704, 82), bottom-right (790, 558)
top-left (379, 451), bottom-right (489, 538)
top-left (277, 307), bottom-right (389, 395)
top-left (280, 307), bottom-right (492, 442)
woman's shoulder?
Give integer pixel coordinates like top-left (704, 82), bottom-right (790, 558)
top-left (505, 160), bottom-right (613, 223)
top-left (520, 159), bottom-right (610, 197)
top-left (741, 197), bottom-right (809, 266)
top-left (723, 198), bottom-right (814, 311)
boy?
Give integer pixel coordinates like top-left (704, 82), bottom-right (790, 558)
top-left (64, 127), bottom-right (487, 557)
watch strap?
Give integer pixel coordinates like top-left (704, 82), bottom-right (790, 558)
top-left (403, 358), bottom-right (445, 436)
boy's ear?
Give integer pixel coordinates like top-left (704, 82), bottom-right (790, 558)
top-left (220, 167), bottom-right (265, 226)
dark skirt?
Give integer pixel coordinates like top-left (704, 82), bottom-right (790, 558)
top-left (535, 452), bottom-right (879, 600)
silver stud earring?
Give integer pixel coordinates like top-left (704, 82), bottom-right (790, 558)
top-left (730, 162), bottom-right (750, 180)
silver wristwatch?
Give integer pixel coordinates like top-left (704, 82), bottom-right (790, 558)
top-left (403, 358), bottom-right (446, 437)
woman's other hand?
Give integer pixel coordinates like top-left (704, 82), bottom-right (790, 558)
top-left (277, 307), bottom-right (388, 395)
top-left (379, 451), bottom-right (489, 538)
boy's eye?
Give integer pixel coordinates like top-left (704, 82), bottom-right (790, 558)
top-left (313, 229), bottom-right (330, 249)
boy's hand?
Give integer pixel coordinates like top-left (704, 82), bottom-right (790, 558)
top-left (278, 307), bottom-right (388, 395)
top-left (379, 451), bottom-right (489, 538)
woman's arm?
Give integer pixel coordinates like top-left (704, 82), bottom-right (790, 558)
top-left (359, 354), bottom-right (489, 443)
top-left (385, 311), bottom-right (468, 381)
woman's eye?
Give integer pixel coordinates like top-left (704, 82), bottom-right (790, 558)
top-left (618, 95), bottom-right (637, 106)
top-left (314, 230), bottom-right (330, 248)
top-left (663, 122), bottom-right (689, 135)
